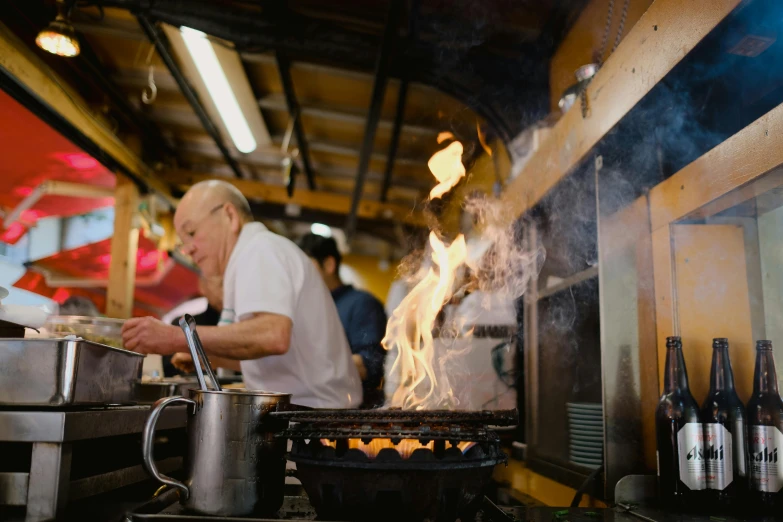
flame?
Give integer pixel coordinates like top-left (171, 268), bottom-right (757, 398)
top-left (427, 141), bottom-right (465, 199)
top-left (437, 131), bottom-right (454, 144)
top-left (477, 121), bottom-right (492, 157)
top-left (383, 136), bottom-right (539, 411)
top-left (320, 438), bottom-right (476, 459)
top-left (383, 231), bottom-right (467, 409)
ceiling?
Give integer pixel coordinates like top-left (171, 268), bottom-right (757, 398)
top-left (0, 0), bottom-right (584, 247)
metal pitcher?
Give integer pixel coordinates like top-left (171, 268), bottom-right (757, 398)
top-left (142, 388), bottom-right (291, 516)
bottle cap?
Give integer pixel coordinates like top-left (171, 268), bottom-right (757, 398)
top-left (756, 340), bottom-right (773, 350)
top-left (666, 336), bottom-right (681, 347)
top-left (713, 338), bottom-right (729, 346)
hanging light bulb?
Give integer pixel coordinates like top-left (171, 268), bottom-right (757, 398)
top-left (36, 3), bottom-right (80, 58)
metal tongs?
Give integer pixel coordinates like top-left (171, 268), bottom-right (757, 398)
top-left (178, 314), bottom-right (222, 392)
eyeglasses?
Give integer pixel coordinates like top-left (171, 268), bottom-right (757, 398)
top-left (176, 203), bottom-right (224, 252)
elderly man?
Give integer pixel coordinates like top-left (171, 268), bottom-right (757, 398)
top-left (122, 180), bottom-right (362, 409)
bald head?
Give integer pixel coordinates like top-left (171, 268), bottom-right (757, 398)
top-left (173, 180), bottom-right (254, 277)
top-left (184, 180), bottom-right (253, 221)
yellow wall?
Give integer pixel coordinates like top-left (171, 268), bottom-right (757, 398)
top-left (341, 254), bottom-right (398, 304)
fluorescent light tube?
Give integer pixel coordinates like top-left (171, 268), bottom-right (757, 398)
top-left (180, 27), bottom-right (257, 154)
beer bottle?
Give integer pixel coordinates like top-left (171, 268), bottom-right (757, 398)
top-left (747, 340), bottom-right (783, 511)
top-left (700, 338), bottom-right (748, 510)
top-left (656, 336), bottom-right (705, 508)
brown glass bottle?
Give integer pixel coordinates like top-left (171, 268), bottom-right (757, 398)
top-left (746, 340), bottom-right (783, 512)
top-left (656, 336), bottom-right (705, 508)
top-left (700, 338), bottom-right (747, 511)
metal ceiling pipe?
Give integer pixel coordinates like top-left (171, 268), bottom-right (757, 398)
top-left (379, 78), bottom-right (407, 203)
top-left (344, 0), bottom-right (404, 239)
top-left (380, 0), bottom-right (418, 203)
top-left (136, 15), bottom-right (244, 179)
top-left (275, 51), bottom-right (316, 195)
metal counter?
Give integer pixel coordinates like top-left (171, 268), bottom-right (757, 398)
top-left (0, 405), bottom-right (187, 522)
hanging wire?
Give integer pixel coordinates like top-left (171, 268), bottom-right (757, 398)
top-left (612, 0), bottom-right (631, 53)
top-left (594, 0), bottom-right (615, 65)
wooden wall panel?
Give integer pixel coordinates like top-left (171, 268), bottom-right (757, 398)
top-left (671, 224), bottom-right (755, 403)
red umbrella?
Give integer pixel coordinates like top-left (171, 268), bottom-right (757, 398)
top-left (14, 236), bottom-right (199, 318)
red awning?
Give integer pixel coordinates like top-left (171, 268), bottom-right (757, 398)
top-left (13, 236), bottom-right (199, 318)
top-left (0, 89), bottom-right (115, 244)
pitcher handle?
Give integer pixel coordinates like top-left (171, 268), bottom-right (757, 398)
top-left (142, 395), bottom-right (195, 499)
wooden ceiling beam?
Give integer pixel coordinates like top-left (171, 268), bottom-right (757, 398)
top-left (499, 0), bottom-right (743, 220)
top-left (161, 171), bottom-right (427, 227)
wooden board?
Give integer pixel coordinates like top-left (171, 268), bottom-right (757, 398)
top-left (650, 104), bottom-right (783, 230)
top-left (106, 175), bottom-right (140, 319)
top-left (501, 0), bottom-right (741, 220)
top-left (162, 170), bottom-right (428, 227)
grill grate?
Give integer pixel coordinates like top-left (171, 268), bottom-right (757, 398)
top-left (274, 408), bottom-right (517, 442)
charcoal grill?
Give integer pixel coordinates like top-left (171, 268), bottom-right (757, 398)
top-left (272, 409), bottom-right (517, 522)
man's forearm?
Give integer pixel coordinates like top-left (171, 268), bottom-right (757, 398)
top-left (185, 314), bottom-right (291, 360)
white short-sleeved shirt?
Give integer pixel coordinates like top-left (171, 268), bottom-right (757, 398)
top-left (220, 222), bottom-right (362, 409)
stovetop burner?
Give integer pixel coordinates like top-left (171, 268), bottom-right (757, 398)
top-left (269, 409), bottom-right (518, 522)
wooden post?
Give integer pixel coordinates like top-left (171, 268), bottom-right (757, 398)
top-left (106, 174), bottom-right (140, 318)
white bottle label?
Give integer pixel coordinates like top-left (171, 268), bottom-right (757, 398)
top-left (750, 425), bottom-right (783, 493)
top-left (704, 423), bottom-right (733, 490)
top-left (677, 422), bottom-right (706, 490)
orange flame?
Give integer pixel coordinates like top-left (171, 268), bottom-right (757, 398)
top-left (427, 141), bottom-right (466, 199)
top-left (320, 438), bottom-right (476, 459)
top-left (383, 231), bottom-right (467, 409)
top-left (437, 131), bottom-right (454, 144)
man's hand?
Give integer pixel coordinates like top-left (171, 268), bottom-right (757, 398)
top-left (352, 354), bottom-right (368, 381)
top-left (171, 353), bottom-right (196, 373)
top-left (122, 317), bottom-right (181, 355)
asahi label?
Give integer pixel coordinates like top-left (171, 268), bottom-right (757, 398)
top-left (750, 426), bottom-right (783, 493)
top-left (704, 423), bottom-right (733, 490)
top-left (677, 422), bottom-right (706, 490)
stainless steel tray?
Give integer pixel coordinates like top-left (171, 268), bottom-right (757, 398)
top-left (0, 338), bottom-right (145, 406)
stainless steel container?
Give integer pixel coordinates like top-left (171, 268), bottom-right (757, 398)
top-left (142, 388), bottom-right (291, 517)
top-left (0, 338), bottom-right (144, 406)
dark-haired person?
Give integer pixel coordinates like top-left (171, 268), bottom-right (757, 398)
top-left (298, 233), bottom-right (387, 408)
top-left (121, 180), bottom-right (362, 409)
